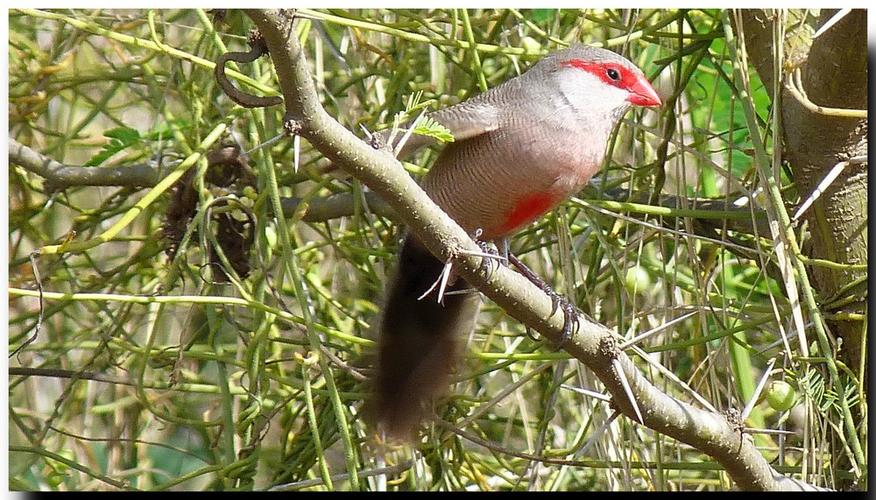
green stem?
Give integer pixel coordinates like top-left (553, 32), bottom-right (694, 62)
top-left (257, 123), bottom-right (362, 489)
top-left (459, 9), bottom-right (488, 92)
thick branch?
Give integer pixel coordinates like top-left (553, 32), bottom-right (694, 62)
top-left (10, 139), bottom-right (160, 189)
top-left (244, 9), bottom-right (821, 491)
top-left (10, 138), bottom-right (765, 234)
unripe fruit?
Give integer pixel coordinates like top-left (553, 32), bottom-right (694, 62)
top-left (521, 37), bottom-right (541, 54)
top-left (45, 472), bottom-right (66, 487)
top-left (264, 225), bottom-right (278, 251)
top-left (625, 265), bottom-right (651, 295)
top-left (766, 380), bottom-right (797, 411)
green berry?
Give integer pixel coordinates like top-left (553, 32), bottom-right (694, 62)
top-left (624, 266), bottom-right (651, 295)
top-left (45, 472), bottom-right (65, 487)
top-left (766, 380), bottom-right (797, 411)
top-left (264, 226), bottom-right (278, 251)
top-left (521, 37), bottom-right (541, 54)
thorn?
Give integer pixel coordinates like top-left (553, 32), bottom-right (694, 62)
top-left (293, 134), bottom-right (301, 173)
top-left (792, 159), bottom-right (850, 222)
top-left (417, 267), bottom-right (441, 301)
top-left (742, 427), bottom-right (796, 436)
top-left (740, 357), bottom-right (777, 421)
top-left (360, 124), bottom-right (384, 150)
top-left (417, 260), bottom-right (454, 303)
top-left (458, 247), bottom-right (507, 262)
top-left (243, 131), bottom-right (286, 156)
top-left (613, 357), bottom-right (644, 425)
top-left (576, 411), bottom-right (620, 456)
top-left (393, 110), bottom-right (426, 158)
top-left (436, 260), bottom-right (453, 304)
top-left (619, 311), bottom-right (697, 350)
top-left (559, 384), bottom-right (611, 402)
top-left (524, 325), bottom-right (540, 343)
top-left (812, 8), bottom-right (851, 39)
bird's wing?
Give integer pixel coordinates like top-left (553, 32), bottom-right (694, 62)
top-left (388, 97), bottom-right (501, 160)
top-left (431, 100), bottom-right (500, 141)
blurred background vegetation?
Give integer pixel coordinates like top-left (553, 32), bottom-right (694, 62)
top-left (8, 8), bottom-right (866, 491)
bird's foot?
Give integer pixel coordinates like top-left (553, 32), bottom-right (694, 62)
top-left (458, 228), bottom-right (507, 280)
top-left (506, 253), bottom-right (579, 346)
top-left (457, 232), bottom-right (578, 345)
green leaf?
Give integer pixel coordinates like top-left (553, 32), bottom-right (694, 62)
top-left (84, 126), bottom-right (141, 167)
top-left (104, 127), bottom-right (140, 143)
top-left (84, 121), bottom-right (190, 167)
top-left (531, 9), bottom-right (555, 23)
top-left (412, 116), bottom-right (455, 143)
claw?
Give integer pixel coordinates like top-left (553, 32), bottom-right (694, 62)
top-left (507, 253), bottom-right (579, 347)
top-left (481, 256), bottom-right (496, 281)
top-left (559, 299), bottom-right (578, 346)
top-left (462, 228), bottom-right (507, 280)
top-left (524, 325), bottom-right (540, 343)
top-left (543, 283), bottom-right (559, 317)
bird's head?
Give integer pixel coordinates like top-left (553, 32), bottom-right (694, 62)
top-left (532, 44), bottom-right (662, 116)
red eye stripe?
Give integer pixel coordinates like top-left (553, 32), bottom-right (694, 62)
top-left (561, 58), bottom-right (636, 89)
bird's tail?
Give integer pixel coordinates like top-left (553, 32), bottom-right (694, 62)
top-left (373, 236), bottom-right (481, 440)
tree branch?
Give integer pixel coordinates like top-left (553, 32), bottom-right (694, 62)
top-left (243, 9), bottom-right (822, 491)
top-left (10, 138), bottom-right (767, 236)
top-left (9, 139), bottom-right (161, 189)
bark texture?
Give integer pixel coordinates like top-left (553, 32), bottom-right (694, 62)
top-left (738, 9), bottom-right (867, 378)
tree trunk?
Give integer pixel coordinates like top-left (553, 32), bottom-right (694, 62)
top-left (738, 8), bottom-right (867, 381)
top-left (737, 9), bottom-right (867, 490)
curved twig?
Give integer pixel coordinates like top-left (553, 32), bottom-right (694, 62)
top-left (784, 69), bottom-right (866, 118)
top-left (214, 30), bottom-right (283, 108)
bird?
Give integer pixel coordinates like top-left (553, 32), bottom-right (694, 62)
top-left (373, 44), bottom-right (661, 440)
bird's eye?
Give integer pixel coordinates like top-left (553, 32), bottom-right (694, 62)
top-left (606, 68), bottom-right (621, 81)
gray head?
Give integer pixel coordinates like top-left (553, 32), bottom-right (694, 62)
top-left (527, 44), bottom-right (662, 109)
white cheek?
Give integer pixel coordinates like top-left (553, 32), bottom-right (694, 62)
top-left (557, 71), bottom-right (629, 113)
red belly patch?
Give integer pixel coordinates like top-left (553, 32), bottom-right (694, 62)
top-left (496, 191), bottom-right (560, 236)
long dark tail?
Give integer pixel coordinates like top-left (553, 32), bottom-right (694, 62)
top-left (374, 236), bottom-right (480, 440)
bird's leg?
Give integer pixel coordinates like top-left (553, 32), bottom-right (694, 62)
top-left (458, 233), bottom-right (577, 344)
top-left (495, 238), bottom-right (510, 261)
top-left (493, 238), bottom-right (537, 342)
top-left (506, 253), bottom-right (578, 345)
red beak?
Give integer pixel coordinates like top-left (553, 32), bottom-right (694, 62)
top-left (627, 74), bottom-right (662, 107)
